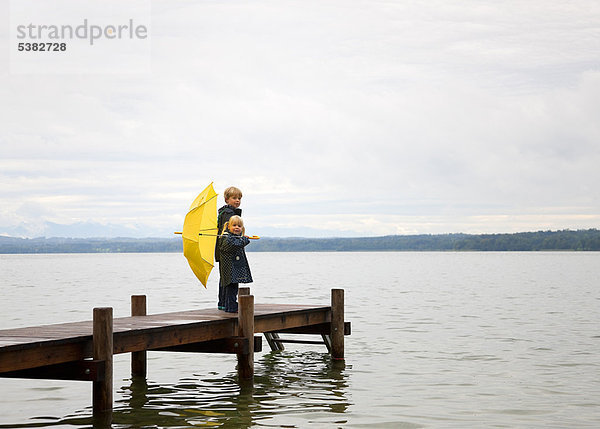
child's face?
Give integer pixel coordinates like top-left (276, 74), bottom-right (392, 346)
top-left (226, 195), bottom-right (241, 208)
top-left (229, 223), bottom-right (243, 235)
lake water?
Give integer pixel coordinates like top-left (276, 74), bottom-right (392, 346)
top-left (0, 252), bottom-right (598, 428)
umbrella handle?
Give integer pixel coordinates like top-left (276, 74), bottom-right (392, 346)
top-left (194, 233), bottom-right (260, 239)
top-left (175, 232), bottom-right (257, 239)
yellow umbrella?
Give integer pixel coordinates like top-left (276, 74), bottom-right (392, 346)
top-left (179, 183), bottom-right (218, 287)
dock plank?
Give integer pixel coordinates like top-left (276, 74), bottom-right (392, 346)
top-left (0, 303), bottom-right (333, 373)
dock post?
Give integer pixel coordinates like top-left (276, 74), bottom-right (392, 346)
top-left (131, 295), bottom-right (147, 378)
top-left (237, 294), bottom-right (254, 379)
top-left (239, 286), bottom-right (250, 296)
top-left (331, 289), bottom-right (344, 360)
top-left (93, 307), bottom-right (113, 420)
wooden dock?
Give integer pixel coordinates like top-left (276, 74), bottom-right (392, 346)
top-left (0, 288), bottom-right (349, 423)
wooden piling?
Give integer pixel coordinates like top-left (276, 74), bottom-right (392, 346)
top-left (237, 294), bottom-right (254, 379)
top-left (92, 307), bottom-right (113, 416)
top-left (331, 289), bottom-right (344, 360)
top-left (239, 286), bottom-right (250, 296)
top-left (131, 295), bottom-right (147, 377)
top-left (264, 332), bottom-right (285, 351)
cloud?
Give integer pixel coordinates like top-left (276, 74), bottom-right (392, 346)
top-left (1, 0), bottom-right (599, 237)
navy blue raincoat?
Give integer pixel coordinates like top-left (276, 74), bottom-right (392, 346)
top-left (218, 232), bottom-right (253, 286)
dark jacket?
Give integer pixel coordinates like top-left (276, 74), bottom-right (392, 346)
top-left (215, 205), bottom-right (242, 262)
top-left (218, 231), bottom-right (253, 285)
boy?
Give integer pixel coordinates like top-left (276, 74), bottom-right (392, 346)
top-left (215, 186), bottom-right (243, 310)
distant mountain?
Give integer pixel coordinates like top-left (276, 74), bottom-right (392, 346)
top-left (1, 229), bottom-right (599, 253)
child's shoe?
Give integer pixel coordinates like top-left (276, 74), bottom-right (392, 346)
top-left (225, 305), bottom-right (238, 313)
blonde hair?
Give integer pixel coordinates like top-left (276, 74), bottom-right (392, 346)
top-left (224, 215), bottom-right (245, 235)
top-left (224, 186), bottom-right (242, 201)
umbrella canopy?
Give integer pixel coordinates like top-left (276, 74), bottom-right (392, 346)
top-left (182, 183), bottom-right (218, 287)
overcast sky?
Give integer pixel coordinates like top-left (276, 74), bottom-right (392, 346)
top-left (1, 0), bottom-right (599, 238)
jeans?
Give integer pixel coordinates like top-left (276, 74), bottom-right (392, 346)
top-left (218, 279), bottom-right (225, 309)
top-left (223, 282), bottom-right (239, 313)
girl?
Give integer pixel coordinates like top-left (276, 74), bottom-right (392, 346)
top-left (218, 215), bottom-right (253, 313)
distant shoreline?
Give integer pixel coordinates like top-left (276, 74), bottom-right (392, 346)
top-left (1, 229), bottom-right (599, 253)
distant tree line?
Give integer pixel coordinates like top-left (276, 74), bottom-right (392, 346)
top-left (1, 229), bottom-right (599, 254)
top-left (249, 229), bottom-right (600, 252)
top-left (0, 237), bottom-right (181, 254)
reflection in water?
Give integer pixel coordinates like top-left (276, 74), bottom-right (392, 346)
top-left (1, 351), bottom-right (350, 428)
top-left (115, 351), bottom-right (350, 428)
